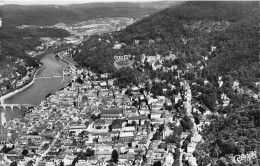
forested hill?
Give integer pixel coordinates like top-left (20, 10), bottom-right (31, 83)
top-left (74, 1), bottom-right (259, 87)
top-left (2, 1), bottom-right (179, 27)
top-left (113, 1), bottom-right (259, 85)
top-left (117, 1), bottom-right (258, 40)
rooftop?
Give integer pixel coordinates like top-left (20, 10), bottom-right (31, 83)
top-left (128, 115), bottom-right (148, 120)
top-left (119, 132), bottom-right (134, 137)
top-left (122, 126), bottom-right (135, 132)
top-left (101, 108), bottom-right (123, 114)
top-left (94, 119), bottom-right (106, 124)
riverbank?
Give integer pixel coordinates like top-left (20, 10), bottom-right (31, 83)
top-left (4, 52), bottom-right (74, 105)
top-left (0, 64), bottom-right (44, 105)
top-left (5, 77), bottom-right (72, 105)
top-left (3, 44), bottom-right (78, 105)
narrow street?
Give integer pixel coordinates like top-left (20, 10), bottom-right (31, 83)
top-left (179, 149), bottom-right (184, 166)
top-left (34, 130), bottom-right (62, 166)
top-left (179, 81), bottom-right (192, 166)
top-left (146, 130), bottom-right (156, 148)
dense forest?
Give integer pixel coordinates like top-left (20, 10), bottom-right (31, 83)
top-left (115, 1), bottom-right (259, 85)
top-left (195, 105), bottom-right (260, 166)
top-left (74, 1), bottom-right (259, 86)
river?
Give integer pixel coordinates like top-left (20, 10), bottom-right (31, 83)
top-left (3, 52), bottom-right (73, 104)
top-left (0, 52), bottom-right (73, 124)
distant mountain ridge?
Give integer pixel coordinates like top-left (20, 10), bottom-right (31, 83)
top-left (2, 1), bottom-right (181, 27)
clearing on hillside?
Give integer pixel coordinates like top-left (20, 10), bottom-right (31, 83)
top-left (114, 60), bottom-right (135, 70)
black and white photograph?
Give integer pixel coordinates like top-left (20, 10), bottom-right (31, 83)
top-left (0, 0), bottom-right (259, 166)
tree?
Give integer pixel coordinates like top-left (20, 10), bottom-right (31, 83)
top-left (151, 82), bottom-right (164, 97)
top-left (174, 126), bottom-right (183, 135)
top-left (186, 71), bottom-right (196, 81)
top-left (72, 157), bottom-right (78, 166)
top-left (22, 149), bottom-right (29, 156)
top-left (108, 124), bottom-right (112, 132)
top-left (152, 131), bottom-right (161, 140)
top-left (165, 105), bottom-right (173, 111)
top-left (203, 92), bottom-right (217, 111)
top-left (85, 121), bottom-right (90, 128)
top-left (26, 160), bottom-right (34, 166)
top-left (131, 120), bottom-right (138, 126)
top-left (181, 116), bottom-right (194, 131)
top-left (111, 149), bottom-right (119, 163)
top-left (193, 149), bottom-right (199, 158)
top-left (31, 149), bottom-right (36, 154)
top-left (91, 114), bottom-right (98, 121)
top-left (158, 124), bottom-right (164, 133)
top-left (181, 140), bottom-right (189, 150)
top-left (82, 96), bottom-right (88, 103)
top-left (38, 162), bottom-right (46, 166)
top-left (153, 161), bottom-right (162, 166)
top-left (185, 134), bottom-right (193, 142)
top-left (218, 104), bottom-right (232, 114)
top-left (10, 162), bottom-right (17, 166)
top-left (165, 133), bottom-right (180, 144)
top-left (86, 148), bottom-right (94, 157)
top-left (42, 143), bottom-right (49, 150)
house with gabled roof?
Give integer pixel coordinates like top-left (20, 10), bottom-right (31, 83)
top-left (187, 142), bottom-right (197, 153)
top-left (6, 149), bottom-right (21, 157)
top-left (151, 111), bottom-right (162, 119)
top-left (66, 124), bottom-right (89, 136)
top-left (100, 108), bottom-right (123, 121)
top-left (122, 126), bottom-right (135, 133)
top-left (100, 81), bottom-right (107, 89)
top-left (128, 115), bottom-right (149, 125)
top-left (112, 121), bottom-right (124, 132)
top-left (119, 132), bottom-right (134, 143)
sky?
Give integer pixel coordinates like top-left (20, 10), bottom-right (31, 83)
top-left (4, 0), bottom-right (175, 5)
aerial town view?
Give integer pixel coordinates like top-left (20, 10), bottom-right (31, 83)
top-left (0, 0), bottom-right (259, 166)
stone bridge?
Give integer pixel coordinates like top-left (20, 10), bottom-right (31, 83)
top-left (0, 104), bottom-right (36, 110)
top-left (35, 68), bottom-right (65, 79)
top-left (35, 74), bottom-right (63, 79)
top-left (0, 104), bottom-right (36, 126)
